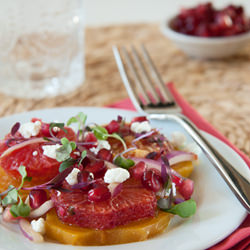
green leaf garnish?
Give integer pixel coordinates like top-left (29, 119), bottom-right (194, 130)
top-left (161, 199), bottom-right (196, 218)
top-left (59, 158), bottom-right (77, 172)
top-left (49, 122), bottom-right (67, 134)
top-left (78, 150), bottom-right (87, 166)
top-left (18, 165), bottom-right (28, 190)
top-left (67, 112), bottom-right (87, 139)
top-left (92, 126), bottom-right (109, 140)
top-left (91, 126), bottom-right (127, 150)
top-left (10, 198), bottom-right (30, 218)
top-left (56, 138), bottom-right (77, 162)
top-left (1, 167), bottom-right (31, 218)
top-left (114, 156), bottom-right (134, 169)
top-left (67, 112), bottom-right (87, 127)
top-left (2, 188), bottom-right (18, 206)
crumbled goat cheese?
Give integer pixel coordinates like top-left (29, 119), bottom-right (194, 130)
top-left (32, 151), bottom-right (38, 156)
top-left (31, 218), bottom-right (46, 235)
top-left (19, 121), bottom-right (41, 139)
top-left (52, 127), bottom-right (60, 133)
top-left (0, 205), bottom-right (3, 214)
top-left (171, 131), bottom-right (186, 148)
top-left (130, 121), bottom-right (151, 133)
top-left (104, 168), bottom-right (130, 184)
top-left (65, 168), bottom-right (81, 185)
top-left (90, 140), bottom-right (111, 155)
top-left (56, 191), bottom-right (61, 197)
top-left (73, 151), bottom-right (80, 156)
top-left (42, 144), bottom-right (61, 159)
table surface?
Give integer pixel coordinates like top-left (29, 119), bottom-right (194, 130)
top-left (1, 23), bottom-right (250, 158)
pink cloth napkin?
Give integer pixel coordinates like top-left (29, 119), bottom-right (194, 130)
top-left (108, 82), bottom-right (250, 250)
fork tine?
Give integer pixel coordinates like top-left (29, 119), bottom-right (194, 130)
top-left (141, 44), bottom-right (175, 104)
top-left (112, 46), bottom-right (146, 113)
top-left (130, 46), bottom-right (161, 104)
top-left (120, 46), bottom-right (152, 106)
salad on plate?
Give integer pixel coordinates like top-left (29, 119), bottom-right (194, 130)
top-left (0, 112), bottom-right (198, 245)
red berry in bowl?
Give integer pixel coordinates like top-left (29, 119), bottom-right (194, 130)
top-left (29, 189), bottom-right (47, 209)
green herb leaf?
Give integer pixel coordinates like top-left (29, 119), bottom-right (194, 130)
top-left (17, 165), bottom-right (30, 190)
top-left (78, 150), bottom-right (87, 166)
top-left (114, 156), bottom-right (134, 169)
top-left (49, 122), bottom-right (67, 134)
top-left (10, 200), bottom-right (30, 218)
top-left (18, 165), bottom-right (27, 179)
top-left (67, 117), bottom-right (78, 126)
top-left (78, 112), bottom-right (87, 126)
top-left (59, 158), bottom-right (77, 172)
top-left (67, 112), bottom-right (87, 127)
top-left (70, 142), bottom-right (77, 151)
top-left (24, 176), bottom-right (32, 182)
top-left (2, 188), bottom-right (18, 206)
top-left (161, 199), bottom-right (196, 218)
top-left (92, 126), bottom-right (109, 140)
top-left (56, 138), bottom-right (76, 162)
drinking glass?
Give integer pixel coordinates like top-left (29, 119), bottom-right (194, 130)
top-left (0, 0), bottom-right (84, 98)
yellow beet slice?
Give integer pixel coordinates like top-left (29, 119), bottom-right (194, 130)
top-left (45, 209), bottom-right (172, 246)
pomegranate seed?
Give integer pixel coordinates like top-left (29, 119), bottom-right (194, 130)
top-left (141, 170), bottom-right (163, 192)
top-left (77, 170), bottom-right (93, 191)
top-left (178, 179), bottom-right (194, 200)
top-left (97, 148), bottom-right (113, 162)
top-left (171, 3), bottom-right (249, 37)
top-left (130, 161), bottom-right (146, 180)
top-left (88, 184), bottom-right (111, 202)
top-left (172, 175), bottom-right (183, 187)
top-left (29, 189), bottom-right (47, 209)
top-left (85, 160), bottom-right (106, 178)
top-left (105, 120), bottom-right (120, 134)
top-left (131, 116), bottom-right (147, 124)
top-left (41, 123), bottom-right (58, 137)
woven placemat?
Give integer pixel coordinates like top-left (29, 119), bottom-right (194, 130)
top-left (1, 23), bottom-right (250, 157)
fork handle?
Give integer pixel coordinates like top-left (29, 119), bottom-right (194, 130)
top-left (149, 113), bottom-right (250, 213)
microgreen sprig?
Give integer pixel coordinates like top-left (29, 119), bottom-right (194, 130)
top-left (67, 112), bottom-right (87, 140)
top-left (91, 125), bottom-right (127, 150)
top-left (0, 166), bottom-right (31, 217)
top-left (56, 138), bottom-right (76, 162)
top-left (161, 199), bottom-right (197, 218)
top-left (114, 155), bottom-right (134, 169)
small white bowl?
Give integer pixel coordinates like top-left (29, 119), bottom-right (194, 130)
top-left (161, 17), bottom-right (250, 59)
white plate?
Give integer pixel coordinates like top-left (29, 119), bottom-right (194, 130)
top-left (0, 107), bottom-right (248, 250)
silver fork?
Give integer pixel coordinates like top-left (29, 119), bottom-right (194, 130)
top-left (113, 45), bottom-right (250, 213)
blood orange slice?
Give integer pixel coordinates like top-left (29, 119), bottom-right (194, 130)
top-left (50, 179), bottom-right (157, 230)
top-left (0, 127), bottom-right (76, 182)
